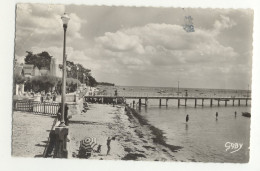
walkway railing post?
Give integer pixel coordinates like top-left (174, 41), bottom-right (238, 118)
top-left (44, 101), bottom-right (46, 114)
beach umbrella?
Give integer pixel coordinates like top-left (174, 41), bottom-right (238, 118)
top-left (79, 137), bottom-right (97, 157)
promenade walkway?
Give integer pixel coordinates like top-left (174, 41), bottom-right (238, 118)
top-left (12, 111), bottom-right (55, 157)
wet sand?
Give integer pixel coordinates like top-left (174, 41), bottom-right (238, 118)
top-left (69, 103), bottom-right (182, 161)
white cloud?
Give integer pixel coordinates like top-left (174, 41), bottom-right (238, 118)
top-left (213, 15), bottom-right (237, 34)
top-left (95, 31), bottom-right (144, 53)
top-left (80, 21), bottom-right (247, 87)
top-left (15, 4), bottom-right (85, 56)
top-left (92, 22), bottom-right (238, 66)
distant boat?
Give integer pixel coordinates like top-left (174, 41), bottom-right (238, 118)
top-left (242, 112), bottom-right (251, 118)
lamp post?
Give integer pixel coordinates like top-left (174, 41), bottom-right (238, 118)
top-left (60, 13), bottom-right (70, 127)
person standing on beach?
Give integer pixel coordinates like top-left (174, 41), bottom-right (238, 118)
top-left (186, 114), bottom-right (189, 122)
top-left (216, 112), bottom-right (218, 118)
top-left (106, 137), bottom-right (112, 155)
top-left (235, 111), bottom-right (237, 117)
top-left (106, 136), bottom-right (116, 155)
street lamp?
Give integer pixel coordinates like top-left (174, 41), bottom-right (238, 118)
top-left (60, 13), bottom-right (70, 127)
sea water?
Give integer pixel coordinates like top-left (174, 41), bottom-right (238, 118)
top-left (98, 85), bottom-right (251, 162)
top-left (138, 105), bottom-right (250, 163)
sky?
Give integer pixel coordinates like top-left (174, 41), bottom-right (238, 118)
top-left (14, 4), bottom-right (253, 89)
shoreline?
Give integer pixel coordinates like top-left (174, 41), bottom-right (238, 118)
top-left (68, 103), bottom-right (183, 161)
top-left (125, 106), bottom-right (183, 153)
top-left (123, 105), bottom-right (183, 161)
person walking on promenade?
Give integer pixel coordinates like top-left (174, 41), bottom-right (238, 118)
top-left (186, 114), bottom-right (189, 123)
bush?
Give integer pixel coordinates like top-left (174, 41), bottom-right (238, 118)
top-left (30, 75), bottom-right (59, 93)
top-left (14, 74), bottom-right (81, 94)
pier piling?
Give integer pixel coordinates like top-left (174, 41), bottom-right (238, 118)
top-left (195, 99), bottom-right (197, 107)
top-left (178, 98), bottom-right (180, 107)
top-left (159, 99), bottom-right (162, 107)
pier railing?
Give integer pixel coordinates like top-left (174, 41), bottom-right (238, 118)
top-left (85, 95), bottom-right (251, 107)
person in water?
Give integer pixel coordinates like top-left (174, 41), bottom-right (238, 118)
top-left (186, 114), bottom-right (189, 122)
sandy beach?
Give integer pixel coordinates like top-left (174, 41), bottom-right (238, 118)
top-left (69, 103), bottom-right (182, 161)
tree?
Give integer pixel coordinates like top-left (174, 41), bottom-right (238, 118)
top-left (87, 75), bottom-right (97, 87)
top-left (24, 51), bottom-right (52, 69)
top-left (98, 82), bottom-right (115, 86)
top-left (60, 60), bottom-right (91, 84)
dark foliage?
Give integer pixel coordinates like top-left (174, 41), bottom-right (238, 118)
top-left (98, 82), bottom-right (115, 86)
top-left (24, 51), bottom-right (52, 70)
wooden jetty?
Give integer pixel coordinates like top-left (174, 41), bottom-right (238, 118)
top-left (84, 95), bottom-right (251, 108)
